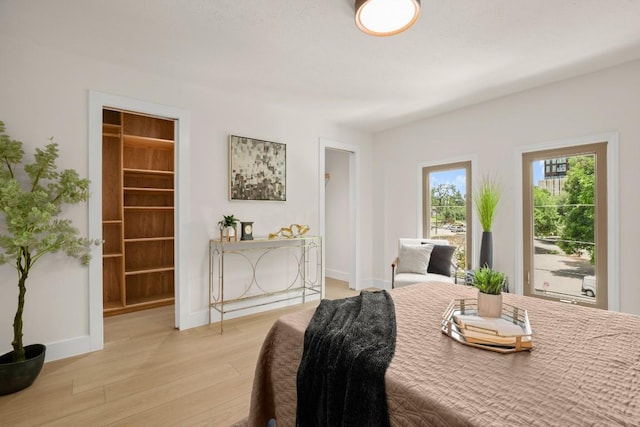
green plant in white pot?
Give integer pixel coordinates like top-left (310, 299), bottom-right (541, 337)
top-left (0, 121), bottom-right (100, 395)
top-left (218, 214), bottom-right (238, 241)
top-left (472, 266), bottom-right (506, 318)
top-left (474, 174), bottom-right (501, 269)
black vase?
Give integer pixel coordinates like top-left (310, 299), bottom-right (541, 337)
top-left (0, 344), bottom-right (46, 395)
top-left (479, 231), bottom-right (493, 269)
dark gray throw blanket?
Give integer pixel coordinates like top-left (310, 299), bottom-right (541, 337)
top-left (296, 290), bottom-right (397, 427)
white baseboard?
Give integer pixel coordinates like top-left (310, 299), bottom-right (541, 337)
top-left (180, 292), bottom-right (322, 330)
top-left (370, 278), bottom-right (392, 291)
top-left (325, 268), bottom-right (349, 282)
top-left (42, 291), bottom-right (324, 361)
top-left (43, 335), bottom-right (94, 362)
top-left (325, 271), bottom-right (387, 291)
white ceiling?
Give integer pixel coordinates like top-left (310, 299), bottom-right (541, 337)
top-left (3, 0), bottom-right (640, 132)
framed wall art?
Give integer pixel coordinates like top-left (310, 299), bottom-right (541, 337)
top-left (229, 135), bottom-right (286, 201)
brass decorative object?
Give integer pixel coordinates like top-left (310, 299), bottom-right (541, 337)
top-left (269, 224), bottom-right (310, 239)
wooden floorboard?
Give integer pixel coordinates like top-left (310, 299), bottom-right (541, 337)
top-left (0, 278), bottom-right (358, 426)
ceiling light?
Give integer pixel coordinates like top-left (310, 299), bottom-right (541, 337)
top-left (355, 0), bottom-right (421, 37)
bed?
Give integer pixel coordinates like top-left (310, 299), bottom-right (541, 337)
top-left (240, 282), bottom-right (640, 426)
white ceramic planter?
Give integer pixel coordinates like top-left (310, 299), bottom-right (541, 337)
top-left (477, 291), bottom-right (502, 318)
top-left (220, 226), bottom-right (237, 241)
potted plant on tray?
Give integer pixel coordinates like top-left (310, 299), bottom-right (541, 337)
top-left (218, 214), bottom-right (238, 241)
top-left (0, 121), bottom-right (100, 395)
top-left (472, 266), bottom-right (506, 318)
top-left (474, 174), bottom-right (501, 269)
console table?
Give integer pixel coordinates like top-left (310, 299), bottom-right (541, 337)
top-left (208, 236), bottom-right (323, 331)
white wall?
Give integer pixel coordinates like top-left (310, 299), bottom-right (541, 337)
top-left (0, 33), bottom-right (373, 360)
top-left (373, 58), bottom-right (640, 315)
top-left (3, 16), bottom-right (638, 363)
top-left (324, 149), bottom-right (351, 281)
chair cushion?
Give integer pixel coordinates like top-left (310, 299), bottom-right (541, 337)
top-left (393, 272), bottom-right (454, 288)
top-left (424, 244), bottom-right (457, 276)
top-left (396, 243), bottom-right (434, 274)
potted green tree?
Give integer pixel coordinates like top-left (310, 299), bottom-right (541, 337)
top-left (472, 266), bottom-right (506, 318)
top-left (0, 121), bottom-right (100, 395)
top-left (218, 214), bottom-right (238, 241)
top-left (474, 174), bottom-right (501, 268)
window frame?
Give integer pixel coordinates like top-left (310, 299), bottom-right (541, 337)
top-left (522, 143), bottom-right (607, 309)
top-left (421, 161), bottom-right (473, 271)
top-left (515, 133), bottom-right (619, 310)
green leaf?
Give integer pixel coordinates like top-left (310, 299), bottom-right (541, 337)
top-left (0, 120), bottom-right (102, 361)
top-left (472, 266), bottom-right (506, 295)
top-left (474, 175), bottom-right (501, 232)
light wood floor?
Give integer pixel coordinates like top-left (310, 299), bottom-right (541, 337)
top-left (0, 279), bottom-right (357, 426)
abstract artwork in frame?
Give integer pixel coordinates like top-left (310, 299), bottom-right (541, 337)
top-left (229, 135), bottom-right (286, 201)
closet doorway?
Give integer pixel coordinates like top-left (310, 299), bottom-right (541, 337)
top-left (88, 91), bottom-right (190, 353)
top-left (101, 108), bottom-right (176, 316)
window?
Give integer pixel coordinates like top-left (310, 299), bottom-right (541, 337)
top-left (422, 161), bottom-right (472, 275)
top-left (522, 142), bottom-right (608, 309)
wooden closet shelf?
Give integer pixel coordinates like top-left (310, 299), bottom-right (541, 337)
top-left (123, 168), bottom-right (174, 176)
top-left (124, 206), bottom-right (174, 211)
top-left (103, 253), bottom-right (124, 258)
top-left (102, 123), bottom-right (121, 131)
top-left (125, 266), bottom-right (175, 276)
top-left (103, 219), bottom-right (123, 224)
top-left (103, 301), bottom-right (125, 311)
top-left (123, 187), bottom-right (175, 193)
top-left (123, 135), bottom-right (174, 149)
top-left (124, 237), bottom-right (175, 243)
top-left (126, 295), bottom-right (174, 307)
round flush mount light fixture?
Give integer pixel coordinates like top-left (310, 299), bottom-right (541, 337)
top-left (355, 0), bottom-right (421, 37)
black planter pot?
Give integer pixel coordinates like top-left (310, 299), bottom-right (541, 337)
top-left (479, 231), bottom-right (493, 269)
top-left (0, 344), bottom-right (46, 396)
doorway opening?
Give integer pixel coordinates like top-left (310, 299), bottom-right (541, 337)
top-left (325, 148), bottom-right (352, 288)
top-left (88, 91), bottom-right (190, 353)
top-left (101, 108), bottom-right (176, 317)
top-left (319, 139), bottom-right (359, 292)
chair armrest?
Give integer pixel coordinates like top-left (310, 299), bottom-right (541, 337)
top-left (451, 261), bottom-right (459, 284)
top-left (391, 257), bottom-right (399, 289)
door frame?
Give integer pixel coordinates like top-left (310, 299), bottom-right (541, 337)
top-left (88, 91), bottom-right (191, 352)
top-left (319, 138), bottom-right (359, 291)
top-left (514, 132), bottom-right (619, 310)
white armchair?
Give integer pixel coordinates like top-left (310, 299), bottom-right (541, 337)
top-left (391, 238), bottom-right (458, 288)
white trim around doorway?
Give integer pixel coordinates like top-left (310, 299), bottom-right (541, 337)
top-left (88, 91), bottom-right (190, 353)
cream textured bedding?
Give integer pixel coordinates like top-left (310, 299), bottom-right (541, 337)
top-left (241, 282), bottom-right (640, 426)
